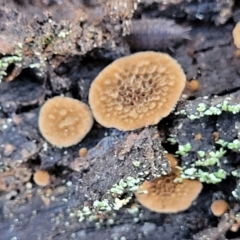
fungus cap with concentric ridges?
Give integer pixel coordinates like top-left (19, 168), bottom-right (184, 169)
top-left (89, 51), bottom-right (186, 131)
top-left (39, 96), bottom-right (93, 148)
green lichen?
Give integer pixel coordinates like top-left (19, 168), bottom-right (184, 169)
top-left (172, 94), bottom-right (240, 190)
top-left (93, 199), bottom-right (112, 212)
top-left (0, 43), bottom-right (23, 82)
top-left (110, 176), bottom-right (142, 196)
top-left (176, 143), bottom-right (191, 157)
top-left (176, 147), bottom-right (227, 184)
top-left (195, 148), bottom-right (226, 167)
top-left (166, 133), bottom-right (178, 145)
top-left (216, 138), bottom-right (240, 151)
top-left (76, 176), bottom-right (143, 223)
top-left (132, 161), bottom-right (141, 167)
top-left (232, 169), bottom-right (240, 177)
top-left (175, 97), bottom-right (240, 120)
top-left (179, 166), bottom-right (227, 184)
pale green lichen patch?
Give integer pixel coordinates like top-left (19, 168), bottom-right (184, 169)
top-left (176, 143), bottom-right (229, 183)
top-left (76, 176), bottom-right (144, 223)
top-left (175, 95), bottom-right (240, 120)
top-left (132, 161), bottom-right (141, 167)
top-left (174, 137), bottom-right (228, 184)
top-left (0, 43), bottom-right (23, 82)
top-left (179, 166), bottom-right (227, 184)
top-left (195, 148), bottom-right (226, 167)
top-left (110, 176), bottom-right (142, 196)
top-left (176, 143), bottom-right (191, 157)
top-left (217, 138), bottom-right (240, 151)
top-left (171, 93), bottom-right (240, 191)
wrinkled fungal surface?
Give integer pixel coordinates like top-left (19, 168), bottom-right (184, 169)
top-left (136, 169), bottom-right (203, 213)
top-left (39, 96), bottom-right (93, 147)
top-left (89, 51), bottom-right (186, 131)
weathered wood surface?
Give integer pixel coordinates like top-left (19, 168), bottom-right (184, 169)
top-left (1, 0), bottom-right (240, 239)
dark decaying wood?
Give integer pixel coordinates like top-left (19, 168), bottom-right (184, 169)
top-left (1, 0), bottom-right (240, 239)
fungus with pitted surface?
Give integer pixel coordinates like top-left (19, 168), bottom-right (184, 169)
top-left (39, 96), bottom-right (93, 148)
top-left (135, 168), bottom-right (202, 213)
top-left (89, 51), bottom-right (186, 131)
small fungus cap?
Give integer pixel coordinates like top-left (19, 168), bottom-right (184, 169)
top-left (186, 80), bottom-right (200, 92)
top-left (233, 22), bottom-right (240, 48)
top-left (79, 147), bottom-right (88, 157)
top-left (33, 170), bottom-right (50, 187)
top-left (39, 96), bottom-right (93, 148)
top-left (89, 51), bottom-right (186, 131)
top-left (135, 169), bottom-right (203, 213)
top-left (210, 199), bottom-right (229, 217)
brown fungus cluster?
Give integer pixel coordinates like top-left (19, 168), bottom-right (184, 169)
top-left (89, 51), bottom-right (186, 131)
top-left (39, 96), bottom-right (93, 148)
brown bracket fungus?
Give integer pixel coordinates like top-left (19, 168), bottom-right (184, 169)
top-left (233, 22), bottom-right (240, 48)
top-left (211, 199), bottom-right (229, 217)
top-left (89, 51), bottom-right (186, 131)
top-left (135, 168), bottom-right (203, 213)
top-left (39, 96), bottom-right (93, 148)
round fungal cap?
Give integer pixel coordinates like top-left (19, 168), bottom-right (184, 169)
top-left (186, 80), bottom-right (200, 92)
top-left (39, 96), bottom-right (93, 148)
top-left (33, 170), bottom-right (50, 187)
top-left (89, 51), bottom-right (186, 131)
top-left (135, 169), bottom-right (203, 213)
top-left (210, 199), bottom-right (229, 217)
top-left (233, 22), bottom-right (240, 48)
top-left (79, 147), bottom-right (88, 157)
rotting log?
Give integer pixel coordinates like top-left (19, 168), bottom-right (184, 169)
top-left (1, 0), bottom-right (240, 240)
